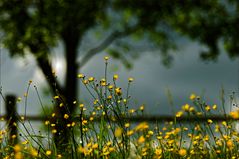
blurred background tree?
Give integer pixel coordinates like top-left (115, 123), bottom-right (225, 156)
top-left (0, 0), bottom-right (238, 150)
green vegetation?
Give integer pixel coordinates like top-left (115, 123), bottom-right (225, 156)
top-left (0, 58), bottom-right (238, 159)
top-left (0, 0), bottom-right (238, 148)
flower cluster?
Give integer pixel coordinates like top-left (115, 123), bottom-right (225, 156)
top-left (1, 57), bottom-right (238, 159)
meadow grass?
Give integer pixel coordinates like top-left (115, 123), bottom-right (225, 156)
top-left (0, 57), bottom-right (239, 159)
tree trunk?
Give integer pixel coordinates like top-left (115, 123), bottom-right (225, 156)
top-left (53, 32), bottom-right (80, 151)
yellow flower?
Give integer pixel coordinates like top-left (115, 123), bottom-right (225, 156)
top-left (89, 116), bottom-right (94, 121)
top-left (46, 150), bottom-right (52, 156)
top-left (100, 78), bottom-right (106, 86)
top-left (71, 122), bottom-right (76, 127)
top-left (212, 104), bottom-right (217, 110)
top-left (190, 93), bottom-right (196, 100)
top-left (207, 119), bottom-right (213, 124)
top-left (148, 130), bottom-right (154, 135)
top-left (104, 56), bottom-right (109, 61)
top-left (129, 109), bottom-right (135, 114)
top-left (30, 148), bottom-right (38, 157)
top-left (182, 104), bottom-right (190, 111)
top-left (178, 148), bottom-right (187, 156)
top-left (79, 104), bottom-right (84, 108)
top-left (128, 77), bottom-right (134, 82)
top-left (15, 152), bottom-right (23, 159)
top-left (59, 103), bottom-right (64, 107)
top-left (108, 85), bottom-right (113, 90)
top-left (82, 120), bottom-right (88, 125)
top-left (115, 87), bottom-right (122, 96)
top-left (64, 114), bottom-right (69, 119)
top-left (135, 122), bottom-right (149, 131)
top-left (222, 121), bottom-right (227, 127)
top-left (216, 150), bottom-right (221, 154)
top-left (197, 112), bottom-right (202, 116)
top-left (127, 130), bottom-right (134, 136)
top-left (88, 77), bottom-right (94, 82)
top-left (92, 143), bottom-right (98, 149)
top-left (83, 80), bottom-right (88, 85)
top-left (176, 111), bottom-right (183, 118)
top-left (14, 144), bottom-right (21, 152)
top-left (230, 111), bottom-right (239, 119)
top-left (106, 141), bottom-right (112, 146)
top-left (204, 135), bottom-right (209, 141)
top-left (52, 113), bottom-right (56, 117)
top-left (138, 135), bottom-right (145, 144)
top-left (52, 129), bottom-right (57, 134)
top-left (125, 123), bottom-right (130, 128)
top-left (227, 140), bottom-right (234, 148)
top-left (205, 105), bottom-right (210, 111)
top-left (17, 97), bottom-right (22, 102)
top-left (22, 140), bottom-right (29, 145)
top-left (12, 134), bottom-right (17, 139)
top-left (113, 74), bottom-right (118, 80)
top-left (54, 96), bottom-right (59, 99)
top-left (155, 148), bottom-right (162, 156)
top-left (114, 127), bottom-right (123, 137)
top-left (189, 107), bottom-right (195, 112)
top-left (139, 105), bottom-right (145, 111)
top-left (77, 74), bottom-right (85, 78)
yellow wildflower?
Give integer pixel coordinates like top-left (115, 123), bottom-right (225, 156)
top-left (155, 148), bottom-right (162, 156)
top-left (30, 148), bottom-right (38, 157)
top-left (46, 150), bottom-right (52, 156)
top-left (190, 93), bottom-right (196, 100)
top-left (207, 119), bottom-right (213, 124)
top-left (230, 111), bottom-right (239, 119)
top-left (15, 152), bottom-right (23, 159)
top-left (182, 104), bottom-right (190, 111)
top-left (125, 123), bottom-right (130, 128)
top-left (92, 143), bottom-right (98, 149)
top-left (227, 140), bottom-right (234, 149)
top-left (77, 74), bottom-right (85, 78)
top-left (178, 148), bottom-right (187, 156)
top-left (212, 104), bottom-right (217, 110)
top-left (104, 56), bottom-right (109, 61)
top-left (135, 122), bottom-right (149, 131)
top-left (140, 105), bottom-right (145, 111)
top-left (205, 105), bottom-right (210, 111)
top-left (115, 87), bottom-right (122, 95)
top-left (113, 74), bottom-right (118, 80)
top-left (88, 77), bottom-right (94, 82)
top-left (14, 144), bottom-right (21, 152)
top-left (64, 114), bottom-right (69, 119)
top-left (176, 111), bottom-right (183, 118)
top-left (128, 77), bottom-right (134, 82)
top-left (138, 136), bottom-right (145, 144)
top-left (52, 129), bottom-right (57, 134)
top-left (114, 127), bottom-right (123, 137)
top-left (127, 130), bottom-right (134, 136)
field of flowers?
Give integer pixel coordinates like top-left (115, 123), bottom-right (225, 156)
top-left (0, 57), bottom-right (238, 159)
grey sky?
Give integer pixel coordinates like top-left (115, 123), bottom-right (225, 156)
top-left (0, 38), bottom-right (238, 116)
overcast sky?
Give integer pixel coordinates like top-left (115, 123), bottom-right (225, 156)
top-left (0, 37), bottom-right (238, 116)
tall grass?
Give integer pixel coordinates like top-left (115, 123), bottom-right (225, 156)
top-left (0, 57), bottom-right (238, 159)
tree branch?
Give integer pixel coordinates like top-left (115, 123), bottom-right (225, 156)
top-left (79, 26), bottom-right (137, 68)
